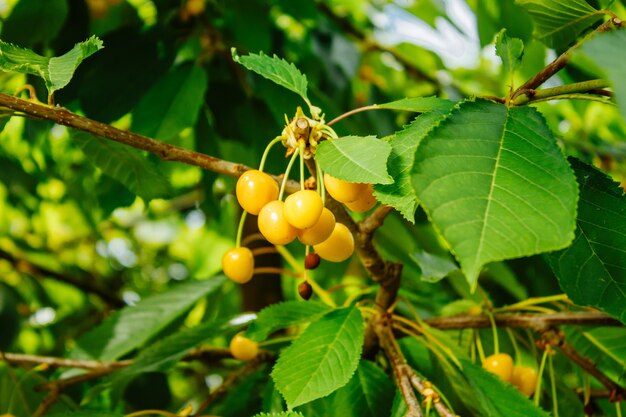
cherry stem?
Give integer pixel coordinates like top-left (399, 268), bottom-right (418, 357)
top-left (549, 353), bottom-right (559, 417)
top-left (278, 147), bottom-right (300, 201)
top-left (253, 267), bottom-right (301, 278)
top-left (258, 136), bottom-right (283, 172)
top-left (617, 402), bottom-right (623, 417)
top-left (506, 328), bottom-right (521, 364)
top-left (235, 211), bottom-right (247, 248)
top-left (486, 310), bottom-right (499, 355)
top-left (317, 162), bottom-right (326, 204)
top-left (326, 104), bottom-right (379, 126)
top-left (250, 247), bottom-right (278, 256)
top-left (475, 330), bottom-right (485, 363)
top-left (299, 140), bottom-right (305, 191)
top-left (534, 347), bottom-right (550, 406)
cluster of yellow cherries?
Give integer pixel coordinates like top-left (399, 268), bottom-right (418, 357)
top-left (483, 353), bottom-right (538, 396)
top-left (221, 108), bottom-right (377, 288)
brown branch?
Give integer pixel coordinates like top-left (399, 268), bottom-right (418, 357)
top-left (541, 328), bottom-right (626, 401)
top-left (511, 17), bottom-right (623, 101)
top-left (192, 355), bottom-right (270, 416)
top-left (422, 312), bottom-right (621, 330)
top-left (376, 314), bottom-right (424, 417)
top-left (0, 248), bottom-right (123, 308)
top-left (0, 93), bottom-right (301, 194)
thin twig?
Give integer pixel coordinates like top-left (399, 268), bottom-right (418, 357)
top-left (360, 205), bottom-right (394, 235)
top-left (0, 248), bottom-right (123, 307)
top-left (422, 312), bottom-right (621, 330)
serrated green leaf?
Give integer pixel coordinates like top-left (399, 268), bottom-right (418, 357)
top-left (245, 301), bottom-right (332, 342)
top-left (131, 64), bottom-right (208, 142)
top-left (72, 131), bottom-right (171, 202)
top-left (331, 360), bottom-right (394, 417)
top-left (546, 158), bottom-right (626, 323)
top-left (71, 277), bottom-right (225, 361)
top-left (272, 306), bottom-right (364, 409)
top-left (461, 359), bottom-right (551, 417)
top-left (375, 97), bottom-right (454, 113)
top-left (412, 99), bottom-right (578, 289)
top-left (515, 0), bottom-right (604, 49)
top-left (316, 136), bottom-right (393, 184)
top-left (253, 412), bottom-right (305, 417)
top-left (1, 0), bottom-right (68, 48)
top-left (411, 251), bottom-right (458, 283)
top-left (495, 29), bottom-right (524, 76)
top-left (111, 315), bottom-right (250, 383)
top-left (374, 111), bottom-right (450, 221)
top-left (0, 36), bottom-right (103, 97)
top-left (233, 50), bottom-right (309, 106)
top-left (580, 30), bottom-right (626, 124)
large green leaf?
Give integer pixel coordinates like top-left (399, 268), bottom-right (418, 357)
top-left (272, 306), bottom-right (364, 409)
top-left (567, 327), bottom-right (626, 378)
top-left (131, 64), bottom-right (208, 143)
top-left (580, 30), bottom-right (626, 124)
top-left (375, 97), bottom-right (454, 113)
top-left (461, 359), bottom-right (551, 417)
top-left (1, 0), bottom-right (68, 48)
top-left (316, 136), bottom-right (393, 184)
top-left (72, 132), bottom-right (171, 202)
top-left (71, 277), bottom-right (225, 361)
top-left (374, 110), bottom-right (450, 222)
top-left (245, 301), bottom-right (332, 342)
top-left (546, 159), bottom-right (626, 323)
top-left (0, 36), bottom-right (103, 97)
top-left (233, 50), bottom-right (309, 106)
top-left (331, 360), bottom-right (394, 417)
top-left (412, 99), bottom-right (578, 289)
top-left (111, 315), bottom-right (250, 383)
top-left (515, 0), bottom-right (604, 48)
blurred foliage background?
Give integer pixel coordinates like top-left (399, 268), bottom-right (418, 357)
top-left (0, 0), bottom-right (625, 415)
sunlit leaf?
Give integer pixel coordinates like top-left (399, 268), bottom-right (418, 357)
top-left (331, 360), bottom-right (394, 417)
top-left (316, 136), bottom-right (393, 184)
top-left (412, 99), bottom-right (578, 289)
top-left (245, 301), bottom-right (332, 342)
top-left (272, 306), bottom-right (364, 409)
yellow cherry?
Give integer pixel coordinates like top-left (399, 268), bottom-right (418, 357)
top-left (323, 173), bottom-right (366, 203)
top-left (482, 353), bottom-right (514, 382)
top-left (512, 366), bottom-right (538, 396)
top-left (221, 247), bottom-right (254, 284)
top-left (236, 170), bottom-right (279, 215)
top-left (313, 223), bottom-right (354, 262)
top-left (344, 184), bottom-right (377, 213)
top-left (258, 201), bottom-right (297, 245)
top-left (284, 190), bottom-right (324, 229)
top-left (229, 333), bottom-right (259, 361)
top-left (298, 207), bottom-right (336, 245)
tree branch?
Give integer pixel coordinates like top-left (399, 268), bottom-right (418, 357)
top-left (422, 311), bottom-right (621, 330)
top-left (0, 248), bottom-right (123, 308)
top-left (511, 17), bottom-right (623, 100)
top-left (0, 93), bottom-right (301, 194)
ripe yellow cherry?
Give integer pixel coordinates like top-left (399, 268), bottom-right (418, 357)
top-left (482, 353), bottom-right (514, 382)
top-left (258, 201), bottom-right (297, 245)
top-left (512, 366), bottom-right (538, 396)
top-left (221, 247), bottom-right (254, 284)
top-left (313, 223), bottom-right (354, 262)
top-left (323, 174), bottom-right (365, 203)
top-left (298, 207), bottom-right (335, 245)
top-left (284, 190), bottom-right (324, 229)
top-left (236, 170), bottom-right (279, 215)
top-left (229, 334), bottom-right (259, 361)
top-left (344, 184), bottom-right (377, 213)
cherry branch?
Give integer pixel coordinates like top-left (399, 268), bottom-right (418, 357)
top-left (511, 17), bottom-right (623, 101)
top-left (0, 93), bottom-right (301, 194)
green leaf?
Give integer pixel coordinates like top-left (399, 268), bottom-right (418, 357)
top-left (580, 30), bottom-right (626, 124)
top-left (111, 315), bottom-right (250, 382)
top-left (272, 306), bottom-right (364, 409)
top-left (495, 29), bottom-right (524, 76)
top-left (375, 97), bottom-right (454, 113)
top-left (245, 301), bottom-right (332, 342)
top-left (546, 159), bottom-right (626, 323)
top-left (316, 136), bottom-right (393, 185)
top-left (1, 0), bottom-right (68, 48)
top-left (72, 132), bottom-right (171, 202)
top-left (253, 412), bottom-right (305, 417)
top-left (233, 49), bottom-right (309, 106)
top-left (461, 359), bottom-right (551, 417)
top-left (374, 110), bottom-right (450, 221)
top-left (0, 36), bottom-right (104, 97)
top-left (71, 277), bottom-right (225, 361)
top-left (47, 413), bottom-right (122, 417)
top-left (412, 99), bottom-right (578, 289)
top-left (411, 251), bottom-right (458, 283)
top-left (567, 327), bottom-right (626, 377)
top-left (331, 360), bottom-right (394, 417)
top-left (131, 64), bottom-right (208, 143)
top-left (515, 0), bottom-right (604, 48)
